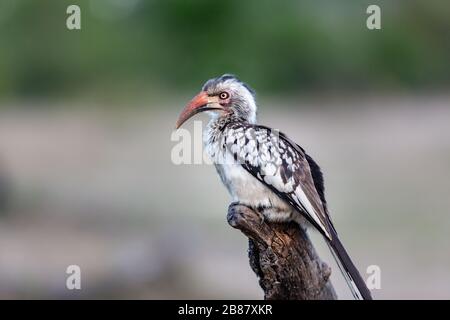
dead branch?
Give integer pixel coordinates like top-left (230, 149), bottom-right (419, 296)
top-left (227, 203), bottom-right (337, 300)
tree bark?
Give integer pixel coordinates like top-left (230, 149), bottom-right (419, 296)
top-left (227, 202), bottom-right (337, 300)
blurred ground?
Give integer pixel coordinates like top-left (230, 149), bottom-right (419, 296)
top-left (0, 94), bottom-right (449, 299)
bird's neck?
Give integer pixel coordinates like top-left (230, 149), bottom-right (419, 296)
top-left (204, 113), bottom-right (250, 160)
top-left (208, 113), bottom-right (249, 133)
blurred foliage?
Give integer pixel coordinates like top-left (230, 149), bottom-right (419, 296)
top-left (0, 0), bottom-right (449, 101)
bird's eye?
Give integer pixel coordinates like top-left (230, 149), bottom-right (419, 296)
top-left (219, 92), bottom-right (229, 100)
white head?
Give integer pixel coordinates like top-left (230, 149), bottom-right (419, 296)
top-left (176, 74), bottom-right (257, 128)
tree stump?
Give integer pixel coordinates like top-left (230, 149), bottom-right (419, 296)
top-left (227, 202), bottom-right (337, 300)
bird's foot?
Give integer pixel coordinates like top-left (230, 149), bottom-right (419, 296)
top-left (227, 202), bottom-right (264, 228)
top-left (255, 210), bottom-right (265, 225)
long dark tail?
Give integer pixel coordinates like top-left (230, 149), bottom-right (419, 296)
top-left (327, 229), bottom-right (373, 300)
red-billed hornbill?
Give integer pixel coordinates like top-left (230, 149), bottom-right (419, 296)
top-left (176, 74), bottom-right (372, 300)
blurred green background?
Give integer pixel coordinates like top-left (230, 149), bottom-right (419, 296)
top-left (1, 0), bottom-right (449, 101)
top-left (0, 0), bottom-right (449, 299)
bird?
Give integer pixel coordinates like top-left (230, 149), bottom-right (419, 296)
top-left (175, 74), bottom-right (372, 300)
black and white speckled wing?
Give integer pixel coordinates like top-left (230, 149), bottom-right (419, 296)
top-left (225, 123), bottom-right (333, 240)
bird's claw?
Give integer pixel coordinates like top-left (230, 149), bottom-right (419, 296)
top-left (227, 202), bottom-right (265, 226)
top-left (227, 202), bottom-right (246, 227)
top-left (256, 210), bottom-right (265, 225)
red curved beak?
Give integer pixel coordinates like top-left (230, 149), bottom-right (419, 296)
top-left (176, 91), bottom-right (220, 129)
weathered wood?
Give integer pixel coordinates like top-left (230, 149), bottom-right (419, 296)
top-left (227, 203), bottom-right (337, 300)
